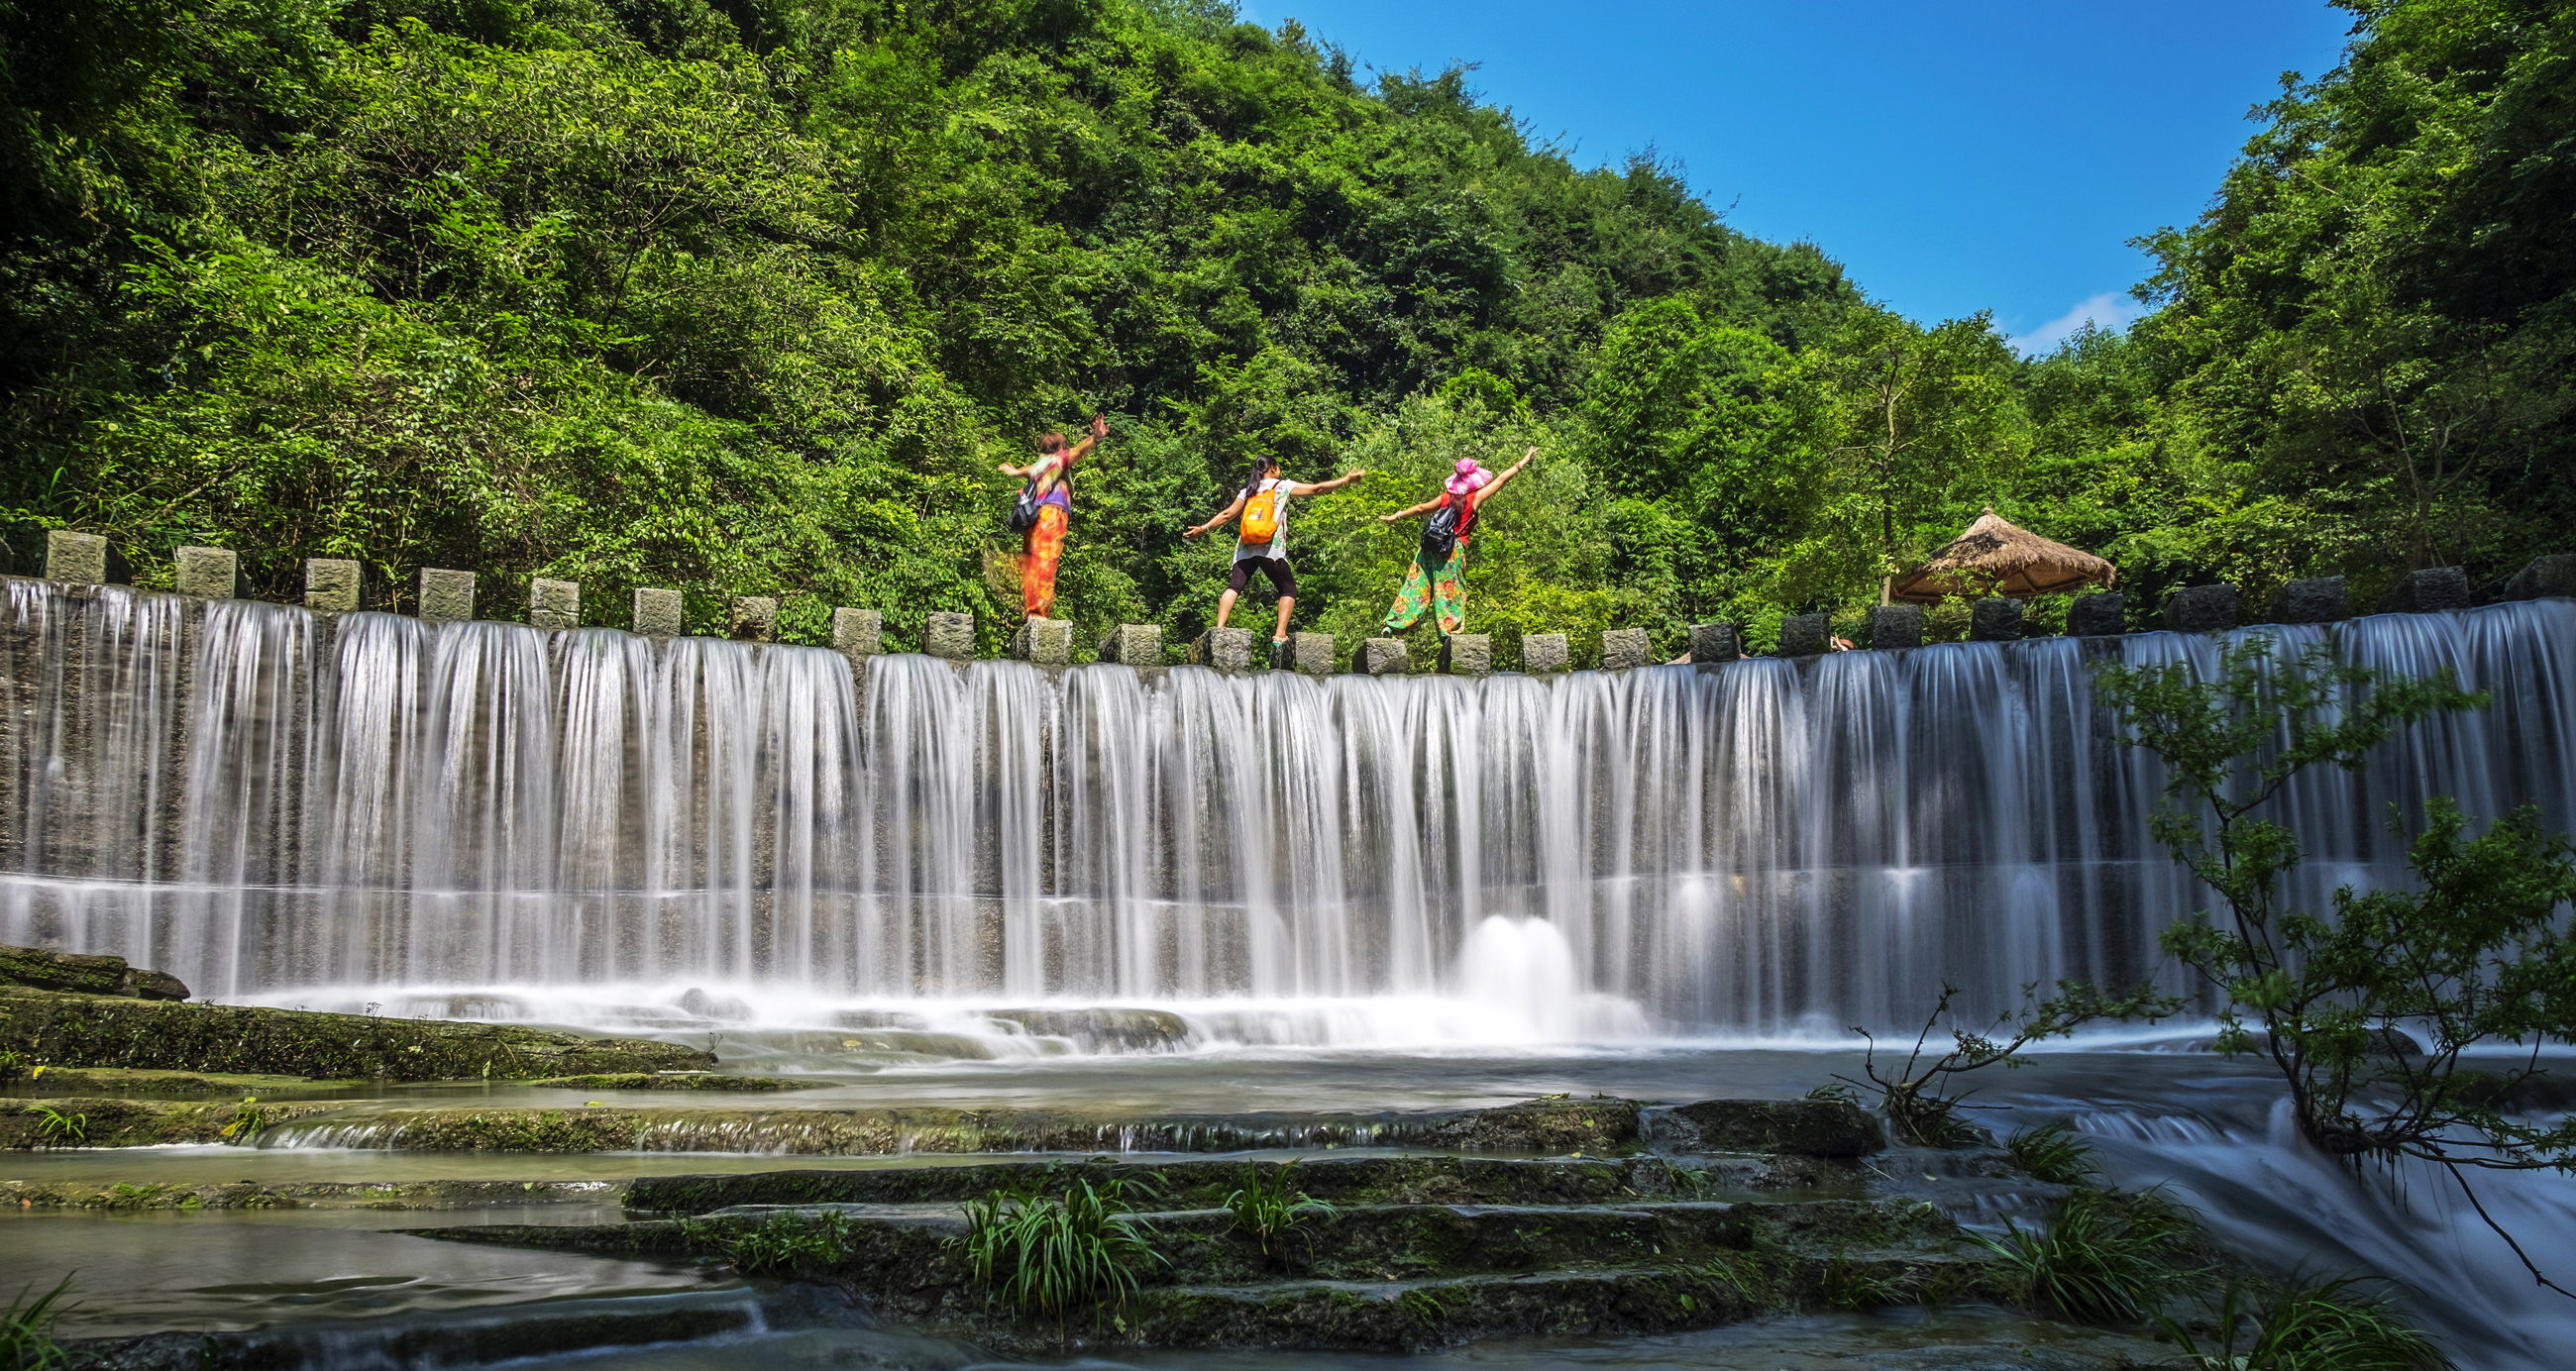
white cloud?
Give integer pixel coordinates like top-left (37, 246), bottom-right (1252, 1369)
top-left (2011, 291), bottom-right (2147, 356)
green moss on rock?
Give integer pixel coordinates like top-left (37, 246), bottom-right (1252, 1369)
top-left (0, 986), bottom-right (713, 1082)
top-left (517, 1073), bottom-right (822, 1092)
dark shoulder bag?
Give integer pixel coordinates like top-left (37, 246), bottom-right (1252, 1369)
top-left (1419, 497), bottom-right (1460, 559)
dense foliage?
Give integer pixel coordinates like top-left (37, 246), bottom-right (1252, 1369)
top-left (2, 0), bottom-right (2567, 660)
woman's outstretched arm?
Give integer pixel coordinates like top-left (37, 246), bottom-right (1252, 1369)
top-left (1473, 447), bottom-right (1540, 500)
top-left (1183, 493), bottom-right (1248, 539)
top-left (1377, 497), bottom-right (1443, 523)
top-left (1289, 469), bottom-right (1368, 497)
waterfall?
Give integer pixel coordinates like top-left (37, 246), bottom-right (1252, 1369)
top-left (4, 576), bottom-right (2570, 1039)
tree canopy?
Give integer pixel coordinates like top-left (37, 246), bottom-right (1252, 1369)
top-left (3, 0), bottom-right (2567, 660)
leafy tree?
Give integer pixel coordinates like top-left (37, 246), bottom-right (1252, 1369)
top-left (2094, 634), bottom-right (2576, 1294)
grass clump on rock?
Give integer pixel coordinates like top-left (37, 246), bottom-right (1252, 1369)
top-left (1, 1277), bottom-right (75, 1370)
top-left (2167, 1274), bottom-right (2449, 1370)
top-left (721, 1211), bottom-right (855, 1278)
top-left (952, 1170), bottom-right (1166, 1342)
top-left (1222, 1160), bottom-right (1337, 1266)
top-left (1979, 1186), bottom-right (2206, 1322)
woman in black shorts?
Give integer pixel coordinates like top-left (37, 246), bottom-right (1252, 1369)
top-left (1184, 456), bottom-right (1368, 665)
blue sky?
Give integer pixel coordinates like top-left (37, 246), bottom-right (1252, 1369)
top-left (1243, 1), bottom-right (2357, 354)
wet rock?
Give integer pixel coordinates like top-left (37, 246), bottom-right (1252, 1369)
top-left (46, 531), bottom-right (112, 583)
top-left (675, 988), bottom-right (752, 1020)
top-left (304, 557), bottom-right (361, 613)
top-left (1687, 621), bottom-right (1740, 663)
top-left (529, 578), bottom-right (579, 631)
top-left (0, 942), bottom-right (188, 1001)
top-left (1289, 630), bottom-right (1336, 677)
top-left (1519, 632), bottom-right (1569, 673)
top-left (1970, 596), bottom-right (2023, 641)
top-left (1010, 615), bottom-right (1071, 665)
top-left (1416, 1097), bottom-right (1643, 1155)
top-left (632, 586), bottom-right (684, 637)
top-left (417, 568), bottom-right (476, 624)
top-left (923, 610), bottom-right (975, 659)
top-left (1663, 1098), bottom-right (1886, 1157)
top-left (1599, 627), bottom-right (1651, 670)
top-left (2066, 591), bottom-right (2125, 637)
top-left (1190, 625), bottom-right (1254, 673)
top-left (0, 986), bottom-right (712, 1082)
top-left (1095, 622), bottom-right (1157, 665)
top-left (986, 1006), bottom-right (1192, 1052)
top-left (1866, 604), bottom-right (1922, 649)
top-left (2164, 582), bottom-right (2238, 633)
top-left (1355, 636), bottom-right (1408, 676)
top-left (172, 547), bottom-right (238, 599)
top-left (832, 607), bottom-right (883, 656)
top-left (4, 1095), bottom-right (347, 1148)
top-left (518, 1072), bottom-right (822, 1092)
top-left (2505, 554), bottom-right (2576, 600)
top-left (2267, 576), bottom-right (2346, 624)
top-left (726, 595), bottom-right (777, 642)
top-left (1437, 632), bottom-right (1490, 676)
top-left (1776, 613), bottom-right (1831, 656)
top-left (3, 1176), bottom-right (621, 1211)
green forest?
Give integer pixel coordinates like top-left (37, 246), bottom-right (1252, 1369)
top-left (4, 0), bottom-right (2569, 662)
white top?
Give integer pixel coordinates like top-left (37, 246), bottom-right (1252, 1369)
top-left (1234, 477), bottom-right (1291, 562)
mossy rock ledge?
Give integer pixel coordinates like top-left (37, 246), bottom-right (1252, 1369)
top-left (0, 941), bottom-right (187, 1001)
top-left (0, 986), bottom-right (713, 1082)
top-left (1652, 1098), bottom-right (1888, 1158)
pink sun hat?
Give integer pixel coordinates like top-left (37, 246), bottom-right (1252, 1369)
top-left (1444, 459), bottom-right (1491, 497)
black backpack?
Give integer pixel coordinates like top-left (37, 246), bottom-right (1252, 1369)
top-left (1008, 480), bottom-right (1043, 533)
top-left (1420, 495), bottom-right (1464, 558)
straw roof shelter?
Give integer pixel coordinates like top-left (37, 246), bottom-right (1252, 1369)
top-left (1889, 508), bottom-right (2116, 604)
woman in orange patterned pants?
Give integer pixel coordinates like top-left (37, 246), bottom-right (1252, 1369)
top-left (1000, 414), bottom-right (1106, 622)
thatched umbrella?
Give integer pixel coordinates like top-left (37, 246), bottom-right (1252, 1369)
top-left (1888, 508), bottom-right (2115, 604)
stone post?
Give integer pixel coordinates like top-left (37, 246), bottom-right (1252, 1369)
top-left (1438, 633), bottom-right (1491, 677)
top-left (1011, 615), bottom-right (1073, 666)
top-left (530, 578), bottom-right (580, 631)
top-left (633, 587), bottom-right (684, 637)
top-left (835, 608), bottom-right (885, 657)
top-left (2381, 566), bottom-right (2470, 613)
top-left (1970, 596), bottom-right (2023, 642)
top-left (1355, 637), bottom-right (1408, 676)
top-left (924, 611), bottom-right (975, 660)
top-left (2504, 555), bottom-right (2576, 600)
top-left (418, 569), bottom-right (476, 624)
top-left (1865, 604), bottom-right (1922, 650)
top-left (1600, 627), bottom-right (1651, 671)
top-left (173, 547), bottom-right (239, 599)
top-left (44, 531), bottom-right (109, 584)
top-left (1775, 613), bottom-right (1830, 657)
top-left (2066, 592), bottom-right (2125, 637)
top-left (2163, 583), bottom-right (2237, 633)
top-left (1687, 622), bottom-right (1739, 664)
top-left (1290, 631), bottom-right (1336, 677)
top-left (728, 595), bottom-right (777, 642)
top-left (305, 558), bottom-right (361, 613)
top-left (2267, 577), bottom-right (2346, 625)
top-left (1521, 632), bottom-right (1570, 674)
top-left (1097, 623), bottom-right (1159, 665)
top-left (1188, 626), bottom-right (1254, 674)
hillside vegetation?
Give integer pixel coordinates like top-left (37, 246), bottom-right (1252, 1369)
top-left (3, 0), bottom-right (2568, 660)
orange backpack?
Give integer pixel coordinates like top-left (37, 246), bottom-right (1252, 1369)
top-left (1239, 481), bottom-right (1280, 544)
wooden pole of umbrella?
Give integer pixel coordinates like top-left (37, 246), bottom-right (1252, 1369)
top-left (1889, 507), bottom-right (2116, 605)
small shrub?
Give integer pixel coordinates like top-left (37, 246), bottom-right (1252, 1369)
top-left (950, 1172), bottom-right (1165, 1342)
top-left (29, 1108), bottom-right (87, 1148)
top-left (2165, 1274), bottom-right (2447, 1370)
top-left (725, 1211), bottom-right (853, 1277)
top-left (2005, 1121), bottom-right (2096, 1185)
top-left (1222, 1161), bottom-right (1336, 1264)
top-left (1, 1276), bottom-right (77, 1370)
top-left (1979, 1186), bottom-right (2206, 1322)
top-left (220, 1097), bottom-right (266, 1142)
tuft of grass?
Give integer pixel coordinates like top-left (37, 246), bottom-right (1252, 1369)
top-left (28, 1108), bottom-right (87, 1148)
top-left (726, 1211), bottom-right (853, 1277)
top-left (1979, 1186), bottom-right (2206, 1323)
top-left (2, 1276), bottom-right (78, 1370)
top-left (950, 1171), bottom-right (1166, 1343)
top-left (1818, 1246), bottom-right (1903, 1310)
top-left (1222, 1160), bottom-right (1336, 1265)
top-left (1804, 1081), bottom-right (1859, 1105)
top-left (2005, 1121), bottom-right (2096, 1185)
top-left (220, 1096), bottom-right (266, 1142)
top-left (2165, 1274), bottom-right (2448, 1370)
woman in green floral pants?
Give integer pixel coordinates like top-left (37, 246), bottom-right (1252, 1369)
top-left (1378, 447), bottom-right (1535, 635)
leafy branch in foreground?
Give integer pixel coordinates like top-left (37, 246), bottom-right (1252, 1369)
top-left (1839, 980), bottom-right (2182, 1147)
top-left (2094, 632), bottom-right (2576, 1293)
top-left (950, 1170), bottom-right (1166, 1344)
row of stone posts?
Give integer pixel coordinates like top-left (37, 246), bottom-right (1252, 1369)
top-left (29, 532), bottom-right (2575, 677)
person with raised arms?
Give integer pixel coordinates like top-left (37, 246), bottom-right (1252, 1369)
top-left (998, 413), bottom-right (1109, 623)
top-left (1184, 455), bottom-right (1368, 667)
top-left (1376, 446), bottom-right (1536, 640)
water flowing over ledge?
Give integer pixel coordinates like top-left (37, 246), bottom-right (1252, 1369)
top-left (4, 577), bottom-right (2569, 1041)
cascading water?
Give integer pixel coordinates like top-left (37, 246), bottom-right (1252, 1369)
top-left (3, 576), bottom-right (2572, 1044)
